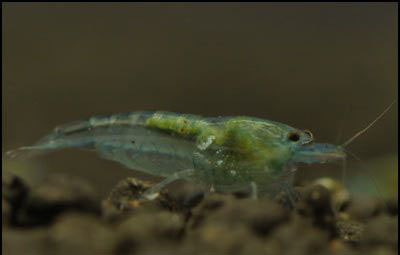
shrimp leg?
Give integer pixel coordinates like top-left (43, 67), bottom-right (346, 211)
top-left (142, 168), bottom-right (196, 200)
top-left (250, 182), bottom-right (258, 200)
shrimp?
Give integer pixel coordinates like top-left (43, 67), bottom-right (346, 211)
top-left (6, 103), bottom-right (394, 201)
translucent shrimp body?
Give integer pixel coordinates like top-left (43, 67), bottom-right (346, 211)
top-left (6, 111), bottom-right (346, 198)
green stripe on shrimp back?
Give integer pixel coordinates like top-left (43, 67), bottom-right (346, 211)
top-left (145, 111), bottom-right (225, 144)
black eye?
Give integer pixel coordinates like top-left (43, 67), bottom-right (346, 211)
top-left (288, 132), bottom-right (300, 142)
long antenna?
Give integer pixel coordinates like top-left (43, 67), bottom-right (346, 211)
top-left (345, 149), bottom-right (389, 212)
top-left (341, 100), bottom-right (397, 148)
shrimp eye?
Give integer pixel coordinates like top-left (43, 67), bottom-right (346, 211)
top-left (288, 132), bottom-right (300, 142)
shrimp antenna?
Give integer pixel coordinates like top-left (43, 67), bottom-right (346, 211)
top-left (345, 148), bottom-right (389, 211)
top-left (341, 100), bottom-right (397, 148)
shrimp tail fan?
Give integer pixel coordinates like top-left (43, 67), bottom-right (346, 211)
top-left (6, 120), bottom-right (94, 160)
top-left (6, 145), bottom-right (55, 160)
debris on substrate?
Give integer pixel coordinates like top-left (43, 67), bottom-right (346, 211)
top-left (2, 170), bottom-right (398, 255)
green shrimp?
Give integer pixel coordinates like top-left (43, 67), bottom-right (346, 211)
top-left (7, 103), bottom-right (394, 200)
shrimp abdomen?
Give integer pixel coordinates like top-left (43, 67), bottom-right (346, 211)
top-left (6, 112), bottom-right (198, 177)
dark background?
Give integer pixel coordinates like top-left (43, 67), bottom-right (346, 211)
top-left (3, 3), bottom-right (397, 197)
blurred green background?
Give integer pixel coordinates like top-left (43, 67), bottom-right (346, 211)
top-left (2, 3), bottom-right (397, 198)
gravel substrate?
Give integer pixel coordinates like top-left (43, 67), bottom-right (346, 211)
top-left (2, 170), bottom-right (398, 255)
